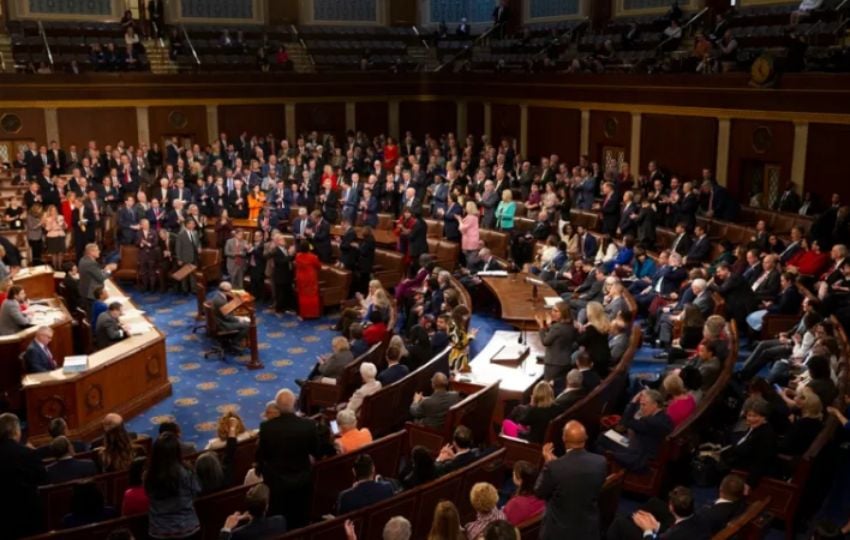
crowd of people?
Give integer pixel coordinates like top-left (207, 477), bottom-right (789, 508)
top-left (1, 122), bottom-right (849, 539)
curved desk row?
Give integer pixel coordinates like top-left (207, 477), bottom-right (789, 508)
top-left (21, 280), bottom-right (170, 445)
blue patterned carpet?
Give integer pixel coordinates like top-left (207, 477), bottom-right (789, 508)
top-left (122, 287), bottom-right (747, 448)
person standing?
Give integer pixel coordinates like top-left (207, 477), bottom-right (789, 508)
top-left (145, 432), bottom-right (201, 540)
top-left (256, 389), bottom-right (318, 529)
top-left (174, 219), bottom-right (200, 294)
top-left (535, 302), bottom-right (577, 384)
top-left (269, 233), bottom-right (294, 314)
top-left (0, 413), bottom-right (47, 539)
top-left (247, 230), bottom-right (267, 302)
top-left (137, 218), bottom-right (159, 292)
top-left (224, 229), bottom-right (249, 289)
top-left (535, 421), bottom-right (607, 540)
top-left (294, 240), bottom-right (322, 320)
top-left (41, 204), bottom-right (66, 270)
top-left (78, 243), bottom-right (116, 315)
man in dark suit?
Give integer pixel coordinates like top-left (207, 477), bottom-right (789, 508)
top-left (599, 181), bottom-right (621, 236)
top-left (631, 486), bottom-right (708, 540)
top-left (407, 211), bottom-right (428, 266)
top-left (337, 220), bottom-right (358, 272)
top-left (600, 389), bottom-right (673, 472)
top-left (535, 420), bottom-right (608, 540)
top-left (677, 183), bottom-right (699, 233)
top-left (23, 326), bottom-right (57, 373)
top-left (220, 483), bottom-right (287, 540)
top-left (34, 418), bottom-right (89, 460)
top-left (697, 474), bottom-right (747, 535)
top-left (211, 281), bottom-right (250, 345)
top-left (117, 195), bottom-right (140, 245)
top-left (410, 372), bottom-right (460, 429)
top-left (45, 436), bottom-right (98, 484)
top-left (434, 425), bottom-right (480, 476)
top-left (684, 224), bottom-right (711, 266)
top-left (537, 301), bottom-right (576, 383)
top-left (577, 226), bottom-right (598, 260)
top-left (309, 210), bottom-right (332, 263)
top-left (554, 369), bottom-right (587, 413)
top-left (773, 183), bottom-right (802, 213)
top-left (256, 389), bottom-right (318, 529)
top-left (337, 454), bottom-right (395, 514)
top-left (377, 346), bottom-right (409, 386)
top-left (95, 302), bottom-right (128, 350)
top-left (340, 177), bottom-right (359, 224)
top-left (618, 192), bottom-right (638, 237)
top-left (48, 141), bottom-right (66, 177)
top-left (479, 181), bottom-right (499, 230)
top-left (78, 243), bottom-right (116, 314)
top-left (778, 226), bottom-right (804, 264)
top-left (712, 263), bottom-right (756, 329)
top-left (669, 223), bottom-right (693, 258)
top-left (576, 352), bottom-right (602, 392)
top-left (270, 234), bottom-right (294, 313)
top-left (751, 254), bottom-right (781, 302)
top-left (0, 412), bottom-right (47, 538)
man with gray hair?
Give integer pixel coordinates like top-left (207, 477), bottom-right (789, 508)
top-left (256, 388), bottom-right (318, 529)
top-left (336, 409), bottom-right (373, 454)
top-left (554, 369), bottom-right (586, 413)
top-left (598, 389), bottom-right (673, 472)
top-left (0, 412), bottom-right (47, 538)
top-left (344, 515), bottom-right (412, 540)
top-left (211, 281), bottom-right (250, 346)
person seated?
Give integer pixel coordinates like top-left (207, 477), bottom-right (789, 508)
top-left (605, 235), bottom-right (635, 275)
top-left (61, 482), bottom-right (118, 529)
top-left (654, 278), bottom-right (714, 349)
top-left (431, 313), bottom-right (451, 352)
top-left (435, 425), bottom-right (480, 476)
top-left (210, 281), bottom-right (250, 347)
top-left (196, 451), bottom-right (228, 495)
top-left (400, 445), bottom-right (437, 489)
top-left (746, 271), bottom-right (803, 333)
top-left (410, 372), bottom-right (460, 429)
top-left (458, 248), bottom-right (505, 288)
top-left (34, 418), bottom-right (89, 460)
top-left (45, 436), bottom-right (98, 484)
top-left (377, 346), bottom-right (410, 386)
top-left (502, 460), bottom-right (545, 526)
top-left (501, 381), bottom-right (559, 444)
top-left (158, 421), bottom-right (197, 457)
top-left (91, 285), bottom-right (109, 327)
top-left (465, 482), bottom-right (507, 540)
top-left (778, 386), bottom-right (823, 457)
top-left (23, 325), bottom-right (57, 373)
top-left (95, 302), bottom-right (130, 350)
top-left (630, 486), bottom-right (708, 540)
top-left (575, 351), bottom-right (602, 393)
top-left (609, 310), bottom-right (633, 364)
top-left (661, 374), bottom-right (696, 428)
top-left (679, 341), bottom-right (723, 393)
top-left (363, 309), bottom-right (389, 345)
top-left (569, 269), bottom-right (606, 319)
top-left (336, 454), bottom-right (395, 515)
top-left (121, 457), bottom-right (149, 516)
top-left (683, 224), bottom-right (711, 266)
top-left (553, 369), bottom-right (587, 414)
top-left (220, 483), bottom-right (287, 540)
top-left (335, 409), bottom-right (373, 454)
top-left (348, 323), bottom-right (370, 358)
top-left (298, 336), bottom-right (354, 386)
top-left (205, 412), bottom-right (256, 451)
top-left (0, 285), bottom-right (31, 335)
top-left (345, 362), bottom-right (381, 414)
top-left (598, 389), bottom-right (673, 472)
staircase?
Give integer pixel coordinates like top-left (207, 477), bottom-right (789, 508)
top-left (287, 41), bottom-right (316, 73)
top-left (407, 44), bottom-right (438, 72)
top-left (144, 39), bottom-right (179, 74)
top-left (0, 34), bottom-right (14, 73)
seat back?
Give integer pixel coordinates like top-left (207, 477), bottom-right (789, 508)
top-left (711, 497), bottom-right (772, 540)
top-left (478, 229), bottom-right (510, 259)
top-left (112, 244), bottom-right (139, 282)
top-left (319, 265), bottom-right (352, 308)
top-left (199, 248), bottom-right (222, 283)
top-left (424, 218), bottom-right (444, 238)
top-left (194, 482), bottom-right (259, 540)
top-left (373, 248), bottom-right (405, 290)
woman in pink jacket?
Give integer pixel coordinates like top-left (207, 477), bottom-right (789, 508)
top-left (457, 200), bottom-right (480, 265)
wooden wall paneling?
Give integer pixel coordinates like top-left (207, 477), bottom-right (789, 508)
top-left (640, 114), bottom-right (718, 183)
top-left (398, 101), bottom-right (456, 139)
top-left (355, 101), bottom-right (389, 137)
top-left (268, 0), bottom-right (300, 24)
top-left (526, 106), bottom-right (581, 165)
top-left (0, 107), bottom-right (47, 146)
top-left (805, 123), bottom-right (850, 206)
top-left (389, 0), bottom-right (417, 25)
top-left (588, 110), bottom-right (632, 167)
top-left (490, 103), bottom-right (520, 148)
top-left (218, 104), bottom-right (286, 140)
top-left (295, 102), bottom-right (346, 141)
top-left (466, 101), bottom-right (485, 140)
top-left (148, 105), bottom-right (208, 147)
top-left (726, 119), bottom-right (794, 204)
top-left (57, 107), bottom-right (138, 151)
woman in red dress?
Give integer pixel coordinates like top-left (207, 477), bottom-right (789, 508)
top-left (383, 137), bottom-right (399, 171)
top-left (294, 240), bottom-right (322, 319)
top-left (320, 164), bottom-right (338, 191)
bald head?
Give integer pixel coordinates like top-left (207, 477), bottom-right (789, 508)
top-left (275, 389), bottom-right (296, 413)
top-left (103, 413), bottom-right (124, 431)
top-left (432, 372), bottom-right (449, 390)
top-left (562, 420), bottom-right (588, 450)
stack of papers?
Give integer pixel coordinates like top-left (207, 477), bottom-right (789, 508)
top-left (125, 322), bottom-right (153, 335)
top-left (63, 355), bottom-right (88, 374)
top-left (544, 297), bottom-right (563, 307)
top-left (478, 270), bottom-right (508, 277)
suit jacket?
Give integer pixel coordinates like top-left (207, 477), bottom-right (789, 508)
top-left (337, 479), bottom-right (395, 514)
top-left (670, 234), bottom-right (693, 257)
top-left (720, 423), bottom-right (777, 486)
top-left (601, 194), bottom-right (621, 235)
top-left (443, 203), bottom-right (462, 241)
top-left (210, 291), bottom-right (248, 333)
top-left (715, 273), bottom-right (757, 324)
top-left (609, 332), bottom-right (630, 362)
top-left (46, 457), bottom-right (98, 485)
top-left (579, 368), bottom-right (602, 392)
top-left (311, 219), bottom-right (332, 262)
top-left (657, 516), bottom-right (710, 540)
top-left (752, 268), bottom-right (780, 301)
top-left (769, 285), bottom-right (802, 315)
top-left (24, 340), bottom-right (55, 373)
top-left (554, 387), bottom-right (587, 413)
top-left (174, 228), bottom-right (200, 265)
top-left (677, 193), bottom-right (699, 231)
top-left (78, 256), bottom-right (109, 300)
top-left (410, 390), bottom-right (460, 429)
top-left (539, 322), bottom-right (576, 367)
top-left (220, 515), bottom-right (287, 540)
top-left (95, 312), bottom-right (125, 350)
top-left (255, 413), bottom-right (318, 488)
top-left (697, 500), bottom-right (746, 535)
top-left (0, 439), bottom-right (47, 538)
top-left (774, 190), bottom-right (801, 213)
top-left (407, 218), bottom-right (428, 259)
top-left (618, 202), bottom-right (638, 236)
top-left (0, 299), bottom-right (31, 335)
top-left (654, 266), bottom-right (687, 296)
top-left (687, 236), bottom-right (711, 263)
top-left (534, 449), bottom-right (608, 540)
top-left (579, 234), bottom-right (598, 260)
top-left (339, 228), bottom-right (358, 270)
top-left (480, 191), bottom-right (499, 229)
top-left (692, 291), bottom-right (715, 318)
top-left (434, 449), bottom-right (480, 477)
top-left (614, 403), bottom-right (674, 471)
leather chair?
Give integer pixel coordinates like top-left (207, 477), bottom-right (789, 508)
top-left (202, 301), bottom-right (239, 361)
top-left (112, 244), bottom-right (139, 283)
top-left (424, 218), bottom-right (444, 239)
top-left (373, 248), bottom-right (405, 290)
top-left (319, 265), bottom-right (352, 309)
top-left (478, 229), bottom-right (510, 259)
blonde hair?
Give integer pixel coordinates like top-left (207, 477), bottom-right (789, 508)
top-left (662, 373), bottom-right (686, 398)
top-left (465, 201), bottom-right (479, 216)
top-left (389, 334), bottom-right (408, 357)
top-left (586, 302), bottom-right (610, 334)
top-left (469, 482), bottom-right (499, 514)
top-left (531, 381), bottom-right (555, 408)
top-left (332, 336), bottom-right (350, 352)
top-left (374, 289), bottom-right (391, 310)
top-left (428, 501), bottom-right (464, 540)
top-left (216, 411), bottom-right (247, 440)
top-left (798, 386), bottom-right (823, 418)
top-left (501, 189), bottom-right (513, 202)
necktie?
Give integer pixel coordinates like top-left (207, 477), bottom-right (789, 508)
top-left (752, 271), bottom-right (768, 292)
top-left (45, 345), bottom-right (56, 370)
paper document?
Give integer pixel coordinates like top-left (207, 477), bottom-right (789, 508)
top-left (63, 355), bottom-right (88, 374)
top-left (478, 270), bottom-right (508, 277)
top-left (544, 297), bottom-right (563, 307)
top-left (603, 429), bottom-right (630, 448)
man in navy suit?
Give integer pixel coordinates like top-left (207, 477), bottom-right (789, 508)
top-left (633, 252), bottom-right (686, 315)
top-left (309, 210), bottom-right (332, 263)
top-left (24, 326), bottom-right (57, 373)
top-left (336, 454), bottom-right (395, 514)
top-left (45, 436), bottom-right (98, 484)
top-left (377, 346), bottom-right (410, 386)
top-left (598, 389), bottom-right (673, 472)
top-left (577, 225), bottom-right (598, 260)
top-left (632, 486), bottom-right (709, 540)
top-left (684, 224), bottom-right (711, 266)
top-left (0, 412), bottom-right (47, 538)
top-left (220, 483), bottom-right (287, 540)
top-left (340, 177), bottom-right (359, 224)
top-left (599, 181), bottom-right (621, 236)
top-left (535, 421), bottom-right (608, 540)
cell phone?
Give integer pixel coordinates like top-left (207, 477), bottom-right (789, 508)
top-left (330, 420), bottom-right (339, 435)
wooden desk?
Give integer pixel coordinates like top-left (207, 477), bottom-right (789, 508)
top-left (330, 225), bottom-right (397, 247)
top-left (22, 280), bottom-right (171, 445)
top-left (481, 273), bottom-right (558, 329)
top-left (13, 265), bottom-right (57, 300)
top-left (452, 330), bottom-right (544, 425)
